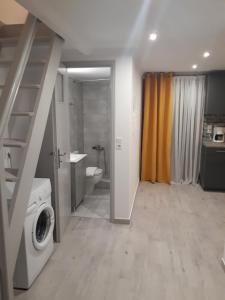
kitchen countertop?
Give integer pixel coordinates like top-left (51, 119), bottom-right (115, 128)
top-left (69, 153), bottom-right (87, 163)
top-left (203, 141), bottom-right (225, 148)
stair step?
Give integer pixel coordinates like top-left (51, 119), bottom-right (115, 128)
top-left (5, 168), bottom-right (18, 182)
top-left (0, 23), bottom-right (52, 47)
top-left (0, 59), bottom-right (46, 66)
top-left (2, 138), bottom-right (26, 148)
top-left (0, 36), bottom-right (51, 47)
top-left (11, 112), bottom-right (34, 117)
top-left (20, 84), bottom-right (41, 89)
top-left (0, 24), bottom-right (23, 38)
top-left (0, 84), bottom-right (40, 90)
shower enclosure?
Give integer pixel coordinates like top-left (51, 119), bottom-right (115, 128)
top-left (82, 80), bottom-right (111, 182)
top-left (67, 66), bottom-right (112, 219)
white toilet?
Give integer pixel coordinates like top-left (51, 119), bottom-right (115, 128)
top-left (85, 167), bottom-right (103, 195)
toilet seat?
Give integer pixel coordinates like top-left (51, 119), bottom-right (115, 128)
top-left (94, 168), bottom-right (103, 176)
top-left (86, 167), bottom-right (103, 177)
top-left (85, 167), bottom-right (103, 195)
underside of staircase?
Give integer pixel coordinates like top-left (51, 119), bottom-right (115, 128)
top-left (0, 14), bottom-right (63, 300)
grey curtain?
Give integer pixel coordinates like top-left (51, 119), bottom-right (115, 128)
top-left (171, 76), bottom-right (205, 184)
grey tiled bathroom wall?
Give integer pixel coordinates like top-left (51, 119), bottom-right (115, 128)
top-left (68, 80), bottom-right (84, 153)
top-left (68, 79), bottom-right (111, 178)
top-left (82, 81), bottom-right (111, 178)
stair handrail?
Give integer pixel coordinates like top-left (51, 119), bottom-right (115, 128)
top-left (0, 14), bottom-right (37, 139)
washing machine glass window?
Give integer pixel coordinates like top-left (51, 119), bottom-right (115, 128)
top-left (36, 210), bottom-right (51, 242)
top-left (33, 203), bottom-right (55, 251)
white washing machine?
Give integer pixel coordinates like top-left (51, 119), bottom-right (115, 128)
top-left (6, 178), bottom-right (55, 289)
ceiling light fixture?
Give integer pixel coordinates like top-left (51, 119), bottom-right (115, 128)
top-left (67, 67), bottom-right (96, 74)
top-left (192, 64), bottom-right (198, 69)
top-left (149, 32), bottom-right (158, 41)
top-left (203, 51), bottom-right (210, 58)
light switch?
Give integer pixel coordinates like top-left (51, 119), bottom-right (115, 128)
top-left (116, 137), bottom-right (122, 150)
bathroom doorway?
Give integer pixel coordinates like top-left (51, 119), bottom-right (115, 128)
top-left (60, 62), bottom-right (114, 220)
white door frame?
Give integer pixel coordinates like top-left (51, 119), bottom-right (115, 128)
top-left (62, 60), bottom-right (115, 222)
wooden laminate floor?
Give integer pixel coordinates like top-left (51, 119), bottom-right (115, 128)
top-left (15, 183), bottom-right (225, 300)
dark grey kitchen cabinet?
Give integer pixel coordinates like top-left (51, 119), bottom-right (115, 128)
top-left (200, 145), bottom-right (225, 191)
top-left (205, 71), bottom-right (225, 115)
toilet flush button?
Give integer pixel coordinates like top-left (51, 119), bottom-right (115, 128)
top-left (116, 138), bottom-right (122, 150)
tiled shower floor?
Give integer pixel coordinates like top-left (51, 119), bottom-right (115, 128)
top-left (72, 189), bottom-right (110, 219)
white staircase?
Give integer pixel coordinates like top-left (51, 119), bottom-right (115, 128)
top-left (0, 14), bottom-right (63, 300)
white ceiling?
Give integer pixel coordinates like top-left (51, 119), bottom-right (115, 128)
top-left (17, 0), bottom-right (225, 72)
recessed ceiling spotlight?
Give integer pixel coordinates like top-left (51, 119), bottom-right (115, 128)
top-left (192, 64), bottom-right (198, 69)
top-left (149, 33), bottom-right (158, 41)
top-left (203, 51), bottom-right (210, 58)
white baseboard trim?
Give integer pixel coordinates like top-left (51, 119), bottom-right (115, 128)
top-left (112, 181), bottom-right (140, 225)
top-left (129, 180), bottom-right (140, 220)
top-left (112, 218), bottom-right (131, 225)
top-left (221, 257), bottom-right (225, 271)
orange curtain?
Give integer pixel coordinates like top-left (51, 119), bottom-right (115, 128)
top-left (141, 73), bottom-right (173, 183)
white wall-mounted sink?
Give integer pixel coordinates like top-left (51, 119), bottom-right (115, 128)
top-left (69, 153), bottom-right (87, 163)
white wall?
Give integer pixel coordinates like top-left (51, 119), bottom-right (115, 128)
top-left (129, 61), bottom-right (142, 217)
top-left (113, 56), bottom-right (142, 220)
top-left (113, 56), bottom-right (133, 219)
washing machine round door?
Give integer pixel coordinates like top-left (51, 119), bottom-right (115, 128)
top-left (32, 203), bottom-right (55, 251)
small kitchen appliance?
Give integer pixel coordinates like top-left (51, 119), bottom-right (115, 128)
top-left (213, 126), bottom-right (225, 143)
